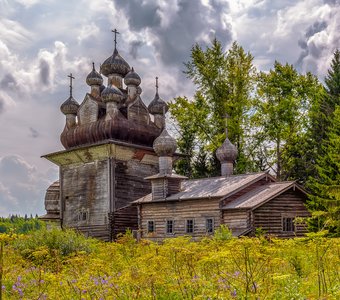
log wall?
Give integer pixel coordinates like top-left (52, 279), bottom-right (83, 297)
top-left (140, 198), bottom-right (221, 241)
top-left (253, 189), bottom-right (310, 237)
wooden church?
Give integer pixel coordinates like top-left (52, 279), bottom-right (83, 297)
top-left (41, 31), bottom-right (310, 241)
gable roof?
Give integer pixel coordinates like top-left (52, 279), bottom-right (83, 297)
top-left (166, 172), bottom-right (273, 201)
top-left (222, 181), bottom-right (307, 210)
top-left (134, 172), bottom-right (274, 204)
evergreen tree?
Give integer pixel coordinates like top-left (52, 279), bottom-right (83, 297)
top-left (307, 106), bottom-right (340, 236)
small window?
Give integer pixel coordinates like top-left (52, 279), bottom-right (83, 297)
top-left (147, 221), bottom-right (155, 233)
top-left (186, 219), bottom-right (194, 233)
top-left (282, 217), bottom-right (295, 232)
top-left (206, 218), bottom-right (214, 233)
top-left (166, 220), bottom-right (174, 234)
top-left (78, 211), bottom-right (88, 221)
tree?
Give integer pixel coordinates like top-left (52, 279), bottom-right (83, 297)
top-left (307, 106), bottom-right (340, 236)
top-left (170, 39), bottom-right (256, 177)
top-left (253, 62), bottom-right (323, 180)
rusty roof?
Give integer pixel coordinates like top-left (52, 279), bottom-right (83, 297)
top-left (134, 172), bottom-right (272, 203)
top-left (222, 181), bottom-right (304, 210)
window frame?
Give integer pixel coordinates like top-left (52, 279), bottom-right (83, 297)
top-left (147, 220), bottom-right (155, 233)
top-left (206, 218), bottom-right (214, 234)
top-left (282, 217), bottom-right (295, 232)
top-left (166, 219), bottom-right (174, 235)
top-left (186, 219), bottom-right (194, 234)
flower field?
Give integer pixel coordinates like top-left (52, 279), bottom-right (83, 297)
top-left (0, 229), bottom-right (339, 299)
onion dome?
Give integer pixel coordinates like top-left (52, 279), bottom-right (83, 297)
top-left (148, 77), bottom-right (168, 115)
top-left (101, 48), bottom-right (130, 77)
top-left (86, 63), bottom-right (103, 86)
top-left (153, 129), bottom-right (177, 157)
top-left (44, 181), bottom-right (60, 214)
top-left (124, 67), bottom-right (141, 86)
top-left (101, 84), bottom-right (124, 103)
top-left (216, 136), bottom-right (238, 163)
top-left (60, 96), bottom-right (79, 115)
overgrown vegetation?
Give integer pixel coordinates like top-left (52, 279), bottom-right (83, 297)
top-left (0, 229), bottom-right (339, 299)
top-left (0, 216), bottom-right (44, 234)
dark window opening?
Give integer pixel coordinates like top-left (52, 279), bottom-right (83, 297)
top-left (206, 218), bottom-right (214, 233)
top-left (186, 219), bottom-right (194, 233)
top-left (166, 220), bottom-right (174, 234)
top-left (282, 217), bottom-right (295, 232)
top-left (78, 211), bottom-right (87, 221)
top-left (147, 221), bottom-right (155, 233)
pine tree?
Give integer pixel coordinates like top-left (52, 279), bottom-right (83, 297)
top-left (307, 106), bottom-right (340, 236)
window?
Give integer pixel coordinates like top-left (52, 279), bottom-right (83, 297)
top-left (166, 220), bottom-right (174, 234)
top-left (186, 219), bottom-right (194, 233)
top-left (147, 221), bottom-right (155, 233)
top-left (282, 217), bottom-right (295, 232)
top-left (206, 218), bottom-right (214, 233)
top-left (78, 211), bottom-right (88, 221)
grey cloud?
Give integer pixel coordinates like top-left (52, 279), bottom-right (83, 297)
top-left (129, 40), bottom-right (144, 59)
top-left (115, 0), bottom-right (232, 68)
top-left (0, 97), bottom-right (4, 114)
top-left (0, 73), bottom-right (17, 90)
top-left (0, 155), bottom-right (53, 216)
top-left (39, 59), bottom-right (50, 86)
top-left (114, 0), bottom-right (161, 30)
top-left (296, 21), bottom-right (329, 69)
top-left (323, 0), bottom-right (340, 5)
top-left (29, 127), bottom-right (39, 138)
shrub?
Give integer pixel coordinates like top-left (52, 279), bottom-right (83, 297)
top-left (13, 227), bottom-right (98, 264)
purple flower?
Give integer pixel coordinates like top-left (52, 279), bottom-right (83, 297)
top-left (231, 289), bottom-right (237, 297)
top-left (233, 271), bottom-right (240, 277)
top-left (82, 290), bottom-right (87, 294)
top-left (2, 285), bottom-right (5, 290)
top-left (60, 281), bottom-right (63, 286)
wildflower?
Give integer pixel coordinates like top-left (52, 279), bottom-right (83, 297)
top-left (231, 289), bottom-right (237, 297)
top-left (2, 285), bottom-right (5, 290)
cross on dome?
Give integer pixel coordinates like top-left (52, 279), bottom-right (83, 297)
top-left (68, 73), bottom-right (75, 97)
top-left (111, 28), bottom-right (120, 50)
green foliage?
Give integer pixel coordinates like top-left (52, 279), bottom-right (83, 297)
top-left (170, 40), bottom-right (256, 177)
top-left (13, 227), bottom-right (98, 264)
top-left (253, 62), bottom-right (324, 180)
top-left (213, 224), bottom-right (234, 241)
top-left (1, 233), bottom-right (340, 299)
top-left (0, 215), bottom-right (44, 234)
top-left (307, 106), bottom-right (340, 236)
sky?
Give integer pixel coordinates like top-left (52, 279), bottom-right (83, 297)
top-left (0, 0), bottom-right (339, 217)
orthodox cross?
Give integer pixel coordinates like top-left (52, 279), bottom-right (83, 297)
top-left (225, 113), bottom-right (230, 137)
top-left (68, 73), bottom-right (75, 97)
top-left (155, 76), bottom-right (159, 94)
top-left (92, 62), bottom-right (95, 70)
top-left (112, 29), bottom-right (119, 49)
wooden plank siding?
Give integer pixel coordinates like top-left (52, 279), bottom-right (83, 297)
top-left (222, 210), bottom-right (251, 236)
top-left (253, 189), bottom-right (310, 237)
top-left (140, 198), bottom-right (221, 241)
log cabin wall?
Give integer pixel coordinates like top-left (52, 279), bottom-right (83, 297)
top-left (61, 159), bottom-right (110, 240)
top-left (140, 198), bottom-right (221, 241)
top-left (253, 189), bottom-right (310, 237)
top-left (50, 142), bottom-right (160, 241)
top-left (222, 210), bottom-right (250, 235)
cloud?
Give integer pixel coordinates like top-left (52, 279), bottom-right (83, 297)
top-left (129, 40), bottom-right (144, 59)
top-left (114, 0), bottom-right (233, 67)
top-left (0, 155), bottom-right (57, 216)
top-left (29, 127), bottom-right (39, 138)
